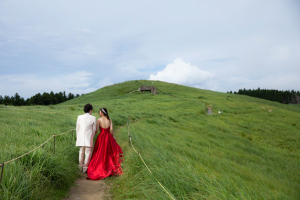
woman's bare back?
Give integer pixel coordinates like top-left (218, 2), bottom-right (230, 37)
top-left (99, 117), bottom-right (111, 129)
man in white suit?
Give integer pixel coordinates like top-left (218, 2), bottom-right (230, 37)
top-left (76, 103), bottom-right (96, 173)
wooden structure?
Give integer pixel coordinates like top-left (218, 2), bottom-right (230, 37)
top-left (140, 85), bottom-right (157, 95)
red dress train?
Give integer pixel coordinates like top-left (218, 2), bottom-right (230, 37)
top-left (87, 126), bottom-right (123, 180)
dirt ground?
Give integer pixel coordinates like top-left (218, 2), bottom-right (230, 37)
top-left (64, 172), bottom-right (111, 200)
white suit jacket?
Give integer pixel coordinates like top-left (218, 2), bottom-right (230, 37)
top-left (76, 113), bottom-right (97, 147)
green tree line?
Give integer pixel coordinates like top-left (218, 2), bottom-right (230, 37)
top-left (0, 91), bottom-right (80, 106)
top-left (227, 88), bottom-right (300, 104)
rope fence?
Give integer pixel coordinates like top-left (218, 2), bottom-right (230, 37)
top-left (0, 128), bottom-right (75, 186)
top-left (127, 121), bottom-right (177, 200)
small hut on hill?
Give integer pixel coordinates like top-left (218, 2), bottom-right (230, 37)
top-left (140, 85), bottom-right (157, 95)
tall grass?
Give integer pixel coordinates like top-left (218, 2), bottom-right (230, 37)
top-left (1, 80), bottom-right (300, 199)
top-left (70, 80), bottom-right (299, 200)
top-left (0, 106), bottom-right (78, 199)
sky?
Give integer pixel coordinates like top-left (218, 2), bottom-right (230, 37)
top-left (0, 0), bottom-right (300, 99)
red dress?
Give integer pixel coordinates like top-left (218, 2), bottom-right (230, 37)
top-left (87, 126), bottom-right (123, 180)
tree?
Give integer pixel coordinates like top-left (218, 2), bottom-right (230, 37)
top-left (34, 93), bottom-right (43, 105)
top-left (55, 92), bottom-right (64, 103)
top-left (1, 91), bottom-right (78, 106)
top-left (42, 92), bottom-right (51, 105)
top-left (256, 87), bottom-right (261, 98)
top-left (20, 97), bottom-right (25, 106)
top-left (3, 95), bottom-right (11, 105)
top-left (235, 88), bottom-right (299, 104)
top-left (26, 98), bottom-right (33, 105)
top-left (68, 93), bottom-right (75, 100)
top-left (277, 91), bottom-right (283, 103)
top-left (63, 91), bottom-right (67, 102)
top-left (13, 93), bottom-right (22, 106)
top-left (50, 91), bottom-right (55, 104)
top-left (10, 95), bottom-right (15, 105)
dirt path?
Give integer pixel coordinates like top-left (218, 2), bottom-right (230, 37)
top-left (65, 172), bottom-right (111, 200)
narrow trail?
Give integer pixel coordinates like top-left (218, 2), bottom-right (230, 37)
top-left (65, 172), bottom-right (111, 200)
top-left (65, 125), bottom-right (127, 200)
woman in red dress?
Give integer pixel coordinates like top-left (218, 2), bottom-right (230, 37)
top-left (87, 108), bottom-right (123, 180)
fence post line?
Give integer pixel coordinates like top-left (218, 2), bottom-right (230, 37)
top-left (0, 163), bottom-right (4, 186)
top-left (53, 135), bottom-right (56, 154)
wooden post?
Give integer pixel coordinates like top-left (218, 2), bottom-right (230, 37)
top-left (127, 121), bottom-right (131, 144)
top-left (53, 136), bottom-right (56, 154)
top-left (127, 121), bottom-right (129, 137)
top-left (0, 163), bottom-right (4, 186)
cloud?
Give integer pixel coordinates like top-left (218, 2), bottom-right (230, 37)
top-left (0, 71), bottom-right (97, 98)
top-left (96, 77), bottom-right (113, 88)
top-left (0, 0), bottom-right (299, 94)
top-left (149, 58), bottom-right (214, 86)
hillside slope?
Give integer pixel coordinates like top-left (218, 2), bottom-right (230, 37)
top-left (1, 80), bottom-right (299, 199)
top-left (64, 80), bottom-right (300, 199)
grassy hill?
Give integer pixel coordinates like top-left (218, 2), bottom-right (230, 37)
top-left (1, 80), bottom-right (300, 199)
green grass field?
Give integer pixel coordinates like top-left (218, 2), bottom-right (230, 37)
top-left (1, 80), bottom-right (300, 199)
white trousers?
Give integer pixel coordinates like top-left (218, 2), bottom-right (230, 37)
top-left (79, 146), bottom-right (92, 173)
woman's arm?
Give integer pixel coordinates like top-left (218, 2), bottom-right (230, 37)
top-left (95, 119), bottom-right (100, 135)
top-left (110, 120), bottom-right (114, 138)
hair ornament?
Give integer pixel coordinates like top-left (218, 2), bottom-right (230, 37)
top-left (101, 108), bottom-right (107, 114)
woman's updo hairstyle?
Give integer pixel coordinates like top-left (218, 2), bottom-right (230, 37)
top-left (100, 108), bottom-right (110, 120)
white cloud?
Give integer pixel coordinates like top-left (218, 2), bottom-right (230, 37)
top-left (0, 71), bottom-right (96, 98)
top-left (96, 77), bottom-right (113, 88)
top-left (149, 58), bottom-right (214, 86)
top-left (0, 1), bottom-right (299, 94)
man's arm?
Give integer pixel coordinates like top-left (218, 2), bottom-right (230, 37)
top-left (92, 117), bottom-right (97, 135)
top-left (76, 117), bottom-right (80, 137)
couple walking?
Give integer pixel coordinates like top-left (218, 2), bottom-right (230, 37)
top-left (75, 103), bottom-right (123, 180)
